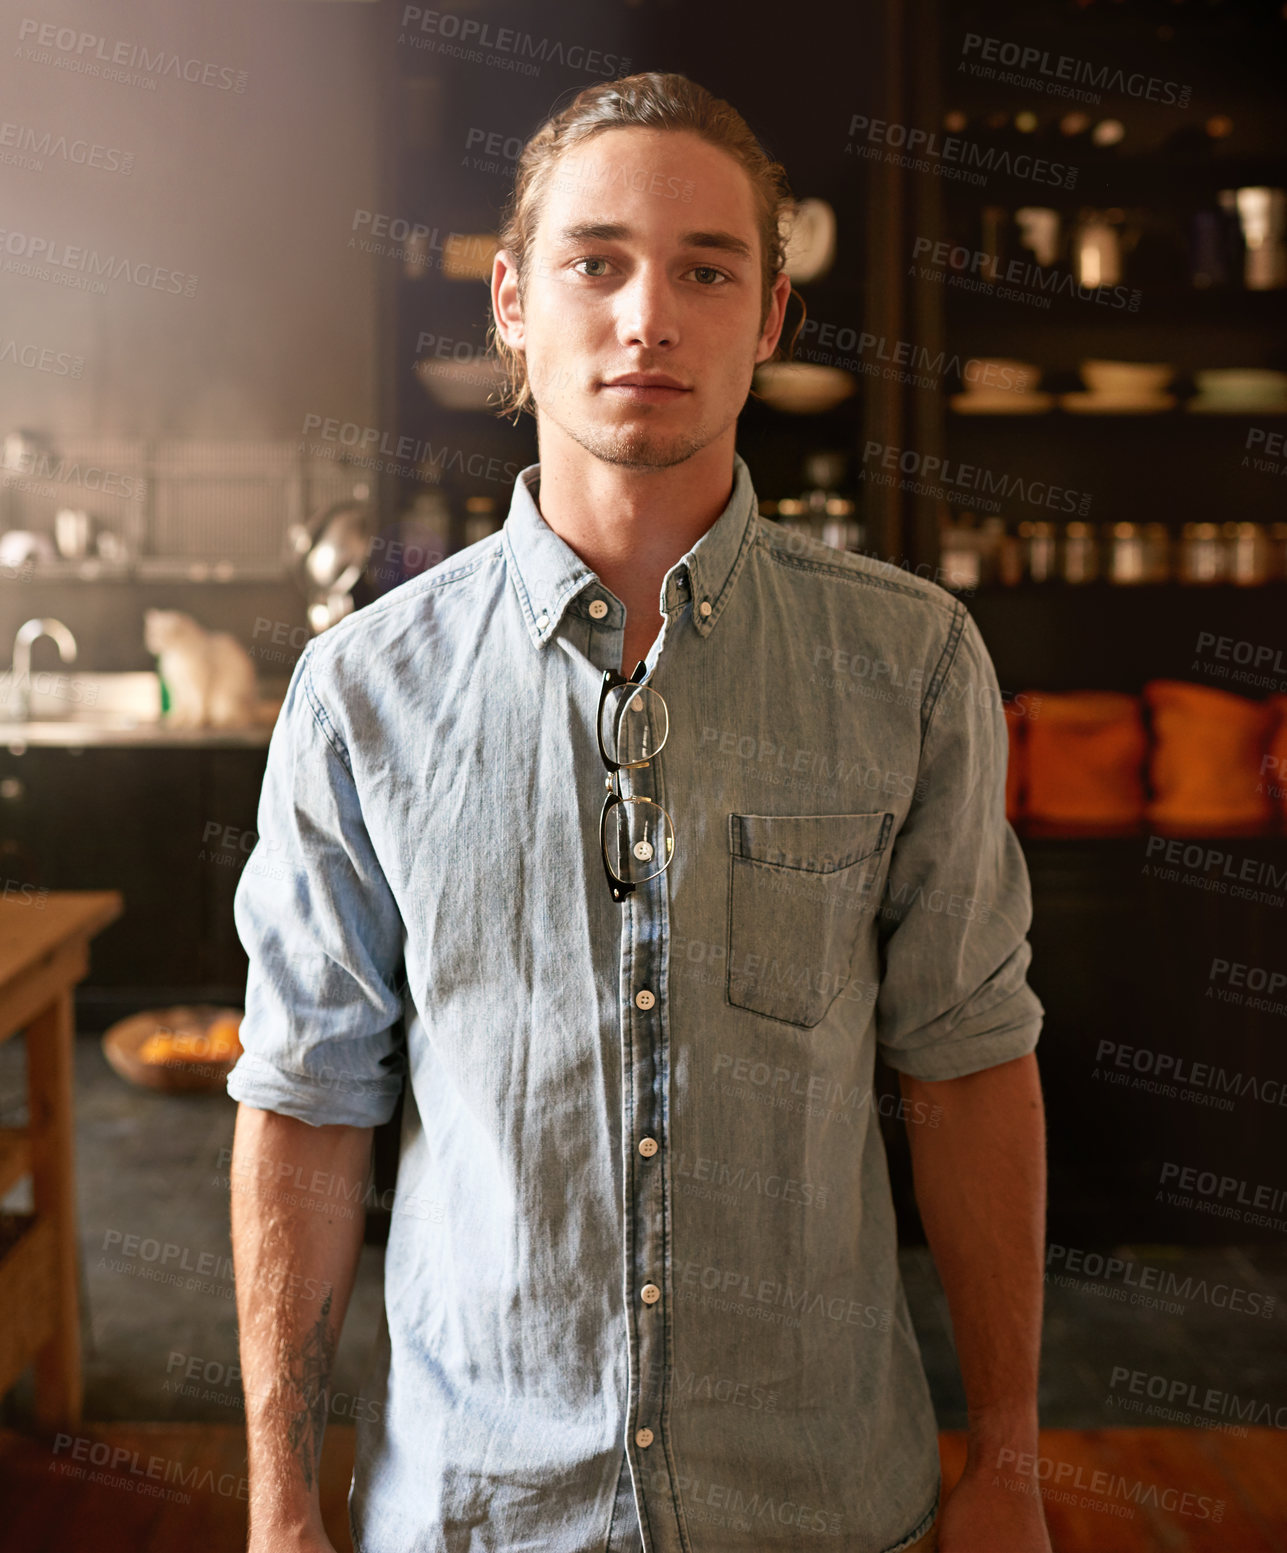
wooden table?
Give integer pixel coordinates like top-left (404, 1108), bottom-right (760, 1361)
top-left (0, 890), bottom-right (123, 1430)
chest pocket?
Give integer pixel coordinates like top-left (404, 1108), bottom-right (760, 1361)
top-left (726, 810), bottom-right (894, 1028)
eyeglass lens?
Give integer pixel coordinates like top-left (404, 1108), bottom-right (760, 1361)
top-left (599, 684), bottom-right (668, 768)
top-left (606, 794), bottom-right (675, 885)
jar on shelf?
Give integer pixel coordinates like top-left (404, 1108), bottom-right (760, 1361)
top-left (1222, 521), bottom-right (1270, 584)
top-left (1141, 523), bottom-right (1171, 583)
top-left (1061, 522), bottom-right (1098, 584)
top-left (1017, 520), bottom-right (1057, 583)
top-left (979, 517), bottom-right (1023, 586)
top-left (1268, 523), bottom-right (1287, 581)
top-left (939, 514), bottom-right (982, 591)
top-left (1106, 521), bottom-right (1146, 584)
top-left (1177, 522), bottom-right (1225, 584)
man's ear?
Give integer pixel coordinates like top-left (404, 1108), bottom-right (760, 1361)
top-left (754, 269), bottom-right (794, 365)
top-left (491, 248), bottom-right (525, 350)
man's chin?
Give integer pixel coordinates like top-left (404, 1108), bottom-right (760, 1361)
top-left (570, 422), bottom-right (709, 471)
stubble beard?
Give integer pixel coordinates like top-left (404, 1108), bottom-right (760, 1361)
top-left (565, 412), bottom-right (714, 471)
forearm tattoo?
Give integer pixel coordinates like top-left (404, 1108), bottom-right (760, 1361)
top-left (286, 1286), bottom-right (335, 1490)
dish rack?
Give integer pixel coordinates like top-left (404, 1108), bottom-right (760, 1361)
top-left (0, 438), bottom-right (360, 581)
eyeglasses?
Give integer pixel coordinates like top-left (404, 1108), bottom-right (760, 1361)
top-left (597, 658), bottom-right (675, 904)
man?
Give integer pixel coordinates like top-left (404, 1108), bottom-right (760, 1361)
top-left (228, 71), bottom-right (1052, 1553)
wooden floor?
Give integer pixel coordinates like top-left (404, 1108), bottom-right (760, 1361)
top-left (0, 1424), bottom-right (1283, 1550)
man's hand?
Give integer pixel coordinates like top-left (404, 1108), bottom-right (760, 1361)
top-left (938, 1461), bottom-right (1052, 1552)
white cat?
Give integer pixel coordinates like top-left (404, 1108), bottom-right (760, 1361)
top-left (143, 608), bottom-right (267, 729)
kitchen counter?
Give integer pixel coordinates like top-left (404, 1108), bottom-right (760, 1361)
top-left (0, 670), bottom-right (286, 749)
top-left (0, 721), bottom-right (278, 749)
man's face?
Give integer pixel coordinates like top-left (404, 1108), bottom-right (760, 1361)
top-left (498, 127), bottom-right (789, 471)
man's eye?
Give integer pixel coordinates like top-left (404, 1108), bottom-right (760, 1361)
top-left (572, 257), bottom-right (611, 277)
top-left (690, 266), bottom-right (729, 285)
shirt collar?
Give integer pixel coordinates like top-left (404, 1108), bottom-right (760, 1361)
top-left (501, 452), bottom-right (759, 651)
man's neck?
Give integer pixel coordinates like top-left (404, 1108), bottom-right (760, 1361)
top-left (532, 424), bottom-right (737, 669)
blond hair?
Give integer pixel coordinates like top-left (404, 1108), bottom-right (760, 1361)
top-left (487, 70), bottom-right (804, 420)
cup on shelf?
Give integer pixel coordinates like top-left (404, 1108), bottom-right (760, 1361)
top-left (1232, 187), bottom-right (1287, 290)
top-left (54, 507), bottom-right (93, 559)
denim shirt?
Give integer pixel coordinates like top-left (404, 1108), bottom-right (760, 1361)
top-left (227, 451), bottom-right (1043, 1553)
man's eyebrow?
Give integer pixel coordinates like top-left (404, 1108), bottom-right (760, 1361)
top-left (552, 222), bottom-right (754, 261)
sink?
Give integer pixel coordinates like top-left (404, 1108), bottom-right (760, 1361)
top-left (0, 670), bottom-right (161, 727)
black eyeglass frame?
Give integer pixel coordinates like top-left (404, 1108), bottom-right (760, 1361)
top-left (596, 658), bottom-right (674, 904)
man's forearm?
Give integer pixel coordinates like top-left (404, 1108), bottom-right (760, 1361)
top-left (230, 1104), bottom-right (374, 1546)
top-left (899, 1052), bottom-right (1046, 1461)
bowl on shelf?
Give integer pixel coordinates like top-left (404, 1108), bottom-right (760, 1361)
top-left (753, 363), bottom-right (856, 414)
top-left (102, 1005), bottom-right (244, 1094)
top-left (1190, 368), bottom-right (1287, 410)
top-left (1080, 359), bottom-right (1175, 398)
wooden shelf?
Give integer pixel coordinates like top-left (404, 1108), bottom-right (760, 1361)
top-left (0, 1129), bottom-right (31, 1202)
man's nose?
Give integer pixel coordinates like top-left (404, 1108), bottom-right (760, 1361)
top-left (616, 267), bottom-right (679, 350)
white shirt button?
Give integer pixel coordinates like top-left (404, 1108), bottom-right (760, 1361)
top-left (698, 599), bottom-right (712, 618)
top-left (634, 989), bottom-right (655, 1010)
top-left (635, 1427), bottom-right (654, 1448)
top-left (588, 599), bottom-right (608, 619)
top-left (536, 613), bottom-right (549, 629)
top-left (638, 1136), bottom-right (658, 1157)
top-left (641, 1283), bottom-right (660, 1305)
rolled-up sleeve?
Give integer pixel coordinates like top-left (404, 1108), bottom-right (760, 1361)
top-left (225, 639), bottom-right (407, 1127)
top-left (875, 605), bottom-right (1044, 1080)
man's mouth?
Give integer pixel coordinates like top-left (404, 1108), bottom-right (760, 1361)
top-left (600, 374), bottom-right (692, 403)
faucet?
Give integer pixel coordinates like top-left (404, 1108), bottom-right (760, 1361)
top-left (8, 618), bottom-right (77, 721)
